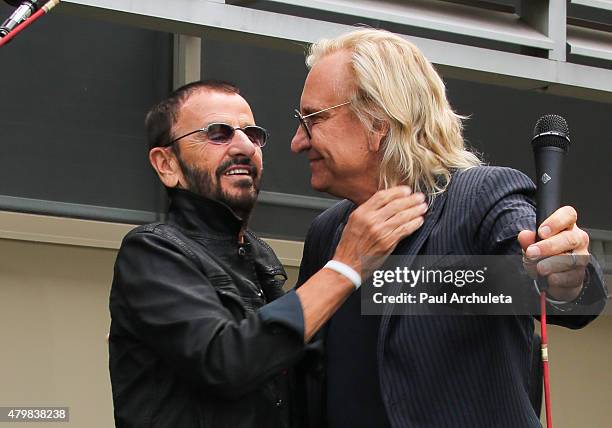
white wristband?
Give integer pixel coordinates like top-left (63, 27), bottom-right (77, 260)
top-left (324, 260), bottom-right (362, 289)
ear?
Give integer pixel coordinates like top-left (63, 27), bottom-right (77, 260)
top-left (149, 147), bottom-right (184, 188)
top-left (368, 119), bottom-right (390, 152)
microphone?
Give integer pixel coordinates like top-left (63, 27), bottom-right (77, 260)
top-left (530, 114), bottom-right (570, 428)
top-left (531, 114), bottom-right (571, 239)
top-left (0, 0), bottom-right (45, 38)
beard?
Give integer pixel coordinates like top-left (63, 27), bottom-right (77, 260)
top-left (175, 153), bottom-right (261, 220)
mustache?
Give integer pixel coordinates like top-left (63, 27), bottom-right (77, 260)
top-left (216, 157), bottom-right (259, 178)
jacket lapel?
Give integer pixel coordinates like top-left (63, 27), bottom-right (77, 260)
top-left (377, 191), bottom-right (449, 348)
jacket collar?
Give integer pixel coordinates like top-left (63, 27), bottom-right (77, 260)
top-left (166, 187), bottom-right (244, 238)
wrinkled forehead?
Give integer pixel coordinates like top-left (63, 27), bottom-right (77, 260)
top-left (177, 89), bottom-right (255, 127)
top-left (301, 50), bottom-right (355, 112)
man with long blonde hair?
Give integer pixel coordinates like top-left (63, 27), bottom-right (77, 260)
top-left (291, 29), bottom-right (606, 427)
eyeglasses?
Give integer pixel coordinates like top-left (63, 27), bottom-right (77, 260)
top-left (165, 123), bottom-right (269, 147)
top-left (294, 101), bottom-right (351, 139)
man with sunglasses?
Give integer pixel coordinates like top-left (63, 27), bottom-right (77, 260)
top-left (108, 80), bottom-right (428, 428)
top-left (291, 29), bottom-right (606, 428)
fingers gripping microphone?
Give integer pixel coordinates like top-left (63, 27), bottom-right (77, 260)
top-left (0, 0), bottom-right (45, 37)
top-left (532, 115), bottom-right (571, 238)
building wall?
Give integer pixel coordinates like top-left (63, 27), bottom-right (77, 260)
top-left (0, 239), bottom-right (116, 428)
top-left (0, 214), bottom-right (608, 428)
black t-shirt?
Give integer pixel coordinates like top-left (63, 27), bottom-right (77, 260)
top-left (325, 288), bottom-right (392, 428)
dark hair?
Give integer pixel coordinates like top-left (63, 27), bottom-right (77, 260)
top-left (144, 80), bottom-right (241, 151)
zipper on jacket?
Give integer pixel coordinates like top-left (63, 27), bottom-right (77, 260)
top-left (238, 234), bottom-right (247, 257)
top-left (238, 234), bottom-right (264, 298)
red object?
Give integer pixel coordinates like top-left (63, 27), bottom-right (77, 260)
top-left (540, 291), bottom-right (552, 428)
top-left (0, 0), bottom-right (60, 48)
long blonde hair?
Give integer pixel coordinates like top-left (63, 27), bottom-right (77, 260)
top-left (306, 28), bottom-right (481, 196)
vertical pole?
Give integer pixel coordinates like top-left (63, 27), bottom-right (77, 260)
top-left (173, 34), bottom-right (202, 89)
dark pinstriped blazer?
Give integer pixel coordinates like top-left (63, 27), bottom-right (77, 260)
top-left (296, 166), bottom-right (606, 428)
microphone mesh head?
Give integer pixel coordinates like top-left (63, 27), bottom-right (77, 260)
top-left (532, 114), bottom-right (570, 152)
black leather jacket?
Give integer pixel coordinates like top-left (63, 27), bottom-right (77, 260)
top-left (109, 188), bottom-right (306, 428)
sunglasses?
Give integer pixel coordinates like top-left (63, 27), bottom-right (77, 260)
top-left (165, 123), bottom-right (269, 147)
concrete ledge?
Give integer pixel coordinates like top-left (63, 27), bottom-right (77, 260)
top-left (0, 211), bottom-right (304, 267)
